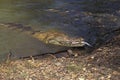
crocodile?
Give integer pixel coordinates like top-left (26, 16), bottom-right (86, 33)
top-left (0, 23), bottom-right (91, 47)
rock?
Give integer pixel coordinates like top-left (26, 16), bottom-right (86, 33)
top-left (0, 27), bottom-right (70, 62)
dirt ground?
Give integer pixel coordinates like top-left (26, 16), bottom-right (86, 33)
top-left (0, 34), bottom-right (119, 80)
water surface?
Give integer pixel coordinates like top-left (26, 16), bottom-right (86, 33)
top-left (0, 0), bottom-right (120, 60)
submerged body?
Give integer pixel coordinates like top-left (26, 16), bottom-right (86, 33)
top-left (0, 23), bottom-right (91, 47)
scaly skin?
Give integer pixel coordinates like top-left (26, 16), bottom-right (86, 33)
top-left (0, 23), bottom-right (89, 47)
top-left (33, 31), bottom-right (85, 47)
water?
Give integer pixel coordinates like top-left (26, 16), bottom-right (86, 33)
top-left (0, 0), bottom-right (119, 31)
top-left (0, 0), bottom-right (120, 60)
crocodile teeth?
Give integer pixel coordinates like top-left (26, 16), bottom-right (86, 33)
top-left (71, 41), bottom-right (80, 44)
top-left (81, 41), bottom-right (92, 47)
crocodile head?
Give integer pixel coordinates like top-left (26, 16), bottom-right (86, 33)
top-left (48, 37), bottom-right (91, 47)
top-left (33, 31), bottom-right (91, 47)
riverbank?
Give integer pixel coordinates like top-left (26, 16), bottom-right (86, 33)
top-left (0, 34), bottom-right (119, 80)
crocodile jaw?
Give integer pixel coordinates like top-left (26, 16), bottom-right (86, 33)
top-left (47, 38), bottom-right (87, 47)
